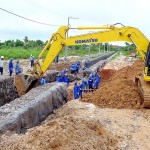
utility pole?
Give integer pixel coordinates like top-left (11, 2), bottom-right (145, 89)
top-left (88, 44), bottom-right (91, 57)
top-left (103, 43), bottom-right (105, 53)
top-left (99, 43), bottom-right (101, 53)
top-left (65, 17), bottom-right (78, 59)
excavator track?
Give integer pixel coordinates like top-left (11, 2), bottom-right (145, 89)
top-left (135, 76), bottom-right (150, 108)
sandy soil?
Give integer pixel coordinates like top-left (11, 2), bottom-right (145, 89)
top-left (104, 55), bottom-right (137, 70)
top-left (0, 101), bottom-right (118, 150)
top-left (0, 101), bottom-right (150, 150)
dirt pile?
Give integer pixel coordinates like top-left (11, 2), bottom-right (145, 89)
top-left (49, 60), bottom-right (77, 73)
top-left (81, 60), bottom-right (144, 109)
top-left (0, 101), bottom-right (118, 150)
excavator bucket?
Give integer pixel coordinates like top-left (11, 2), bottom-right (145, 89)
top-left (14, 73), bottom-right (38, 96)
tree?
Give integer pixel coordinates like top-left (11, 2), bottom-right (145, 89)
top-left (15, 39), bottom-right (24, 47)
top-left (125, 42), bottom-right (130, 46)
top-left (35, 40), bottom-right (44, 46)
top-left (23, 36), bottom-right (29, 43)
top-left (5, 40), bottom-right (15, 47)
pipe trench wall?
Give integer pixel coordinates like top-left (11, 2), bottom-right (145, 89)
top-left (0, 82), bottom-right (68, 134)
top-left (0, 77), bottom-right (19, 106)
top-left (89, 52), bottom-right (116, 66)
top-left (0, 71), bottom-right (60, 106)
top-left (83, 52), bottom-right (116, 75)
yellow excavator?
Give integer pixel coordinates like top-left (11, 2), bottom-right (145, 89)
top-left (15, 23), bottom-right (150, 107)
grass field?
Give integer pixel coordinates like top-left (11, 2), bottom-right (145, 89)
top-left (0, 46), bottom-right (111, 60)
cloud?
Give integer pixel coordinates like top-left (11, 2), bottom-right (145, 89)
top-left (0, 0), bottom-right (150, 42)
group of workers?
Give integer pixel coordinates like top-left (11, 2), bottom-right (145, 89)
top-left (56, 68), bottom-right (70, 85)
top-left (73, 72), bottom-right (101, 100)
top-left (0, 54), bottom-right (35, 76)
top-left (0, 56), bottom-right (22, 76)
top-left (70, 61), bottom-right (81, 74)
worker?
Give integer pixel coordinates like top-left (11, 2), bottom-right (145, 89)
top-left (73, 81), bottom-right (80, 100)
top-left (8, 58), bottom-right (13, 76)
top-left (56, 74), bottom-right (62, 82)
top-left (70, 64), bottom-right (76, 74)
top-left (84, 60), bottom-right (88, 68)
top-left (76, 63), bottom-right (79, 73)
top-left (0, 56), bottom-right (4, 75)
top-left (14, 60), bottom-right (22, 75)
top-left (82, 76), bottom-right (88, 93)
top-left (62, 68), bottom-right (67, 75)
top-left (94, 73), bottom-right (101, 89)
top-left (79, 81), bottom-right (84, 99)
top-left (82, 65), bottom-right (86, 71)
top-left (55, 55), bottom-right (59, 63)
top-left (63, 74), bottom-right (70, 86)
top-left (87, 60), bottom-right (91, 68)
top-left (88, 76), bottom-right (94, 92)
top-left (40, 73), bottom-right (47, 85)
top-left (77, 61), bottom-right (81, 67)
top-left (30, 54), bottom-right (34, 67)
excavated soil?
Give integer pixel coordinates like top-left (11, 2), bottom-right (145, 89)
top-left (81, 60), bottom-right (144, 109)
top-left (0, 101), bottom-right (118, 150)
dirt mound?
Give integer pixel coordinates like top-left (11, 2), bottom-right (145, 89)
top-left (0, 101), bottom-right (118, 150)
top-left (100, 69), bottom-right (116, 81)
top-left (81, 60), bottom-right (144, 109)
top-left (49, 61), bottom-right (76, 73)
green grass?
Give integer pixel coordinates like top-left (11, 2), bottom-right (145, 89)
top-left (0, 47), bottom-right (43, 60)
top-left (0, 47), bottom-right (109, 60)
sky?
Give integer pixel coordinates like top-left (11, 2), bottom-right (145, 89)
top-left (0, 0), bottom-right (150, 43)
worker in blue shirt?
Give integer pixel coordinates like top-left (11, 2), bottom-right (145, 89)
top-left (73, 81), bottom-right (80, 100)
top-left (94, 74), bottom-right (101, 89)
top-left (40, 73), bottom-right (47, 85)
top-left (82, 66), bottom-right (86, 71)
top-left (88, 76), bottom-right (94, 92)
top-left (30, 54), bottom-right (34, 67)
top-left (14, 60), bottom-right (22, 75)
top-left (8, 58), bottom-right (13, 76)
top-left (63, 74), bottom-right (70, 86)
top-left (76, 63), bottom-right (79, 73)
top-left (70, 64), bottom-right (76, 74)
top-left (82, 77), bottom-right (88, 93)
top-left (56, 74), bottom-right (62, 82)
top-left (62, 68), bottom-right (67, 75)
top-left (77, 61), bottom-right (81, 67)
top-left (79, 81), bottom-right (84, 99)
top-left (87, 60), bottom-right (91, 68)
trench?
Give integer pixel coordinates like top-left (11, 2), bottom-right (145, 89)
top-left (0, 52), bottom-right (116, 134)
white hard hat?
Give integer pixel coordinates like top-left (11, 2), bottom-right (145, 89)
top-left (1, 56), bottom-right (4, 59)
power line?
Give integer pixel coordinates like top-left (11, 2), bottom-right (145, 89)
top-left (27, 0), bottom-right (67, 18)
top-left (0, 7), bottom-right (61, 26)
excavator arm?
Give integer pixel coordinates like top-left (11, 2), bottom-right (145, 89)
top-left (15, 24), bottom-right (150, 107)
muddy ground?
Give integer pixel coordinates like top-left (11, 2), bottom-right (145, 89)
top-left (0, 56), bottom-right (150, 150)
